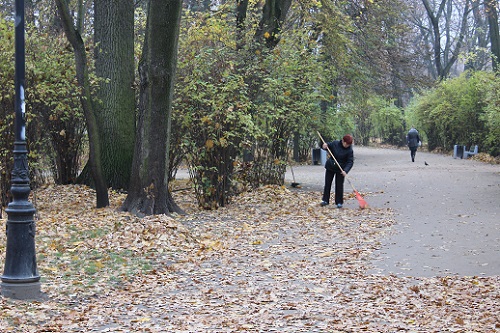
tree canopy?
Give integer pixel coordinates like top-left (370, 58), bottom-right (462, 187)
top-left (0, 0), bottom-right (498, 211)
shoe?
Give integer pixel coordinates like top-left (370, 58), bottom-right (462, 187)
top-left (320, 201), bottom-right (329, 206)
top-left (336, 203), bottom-right (343, 208)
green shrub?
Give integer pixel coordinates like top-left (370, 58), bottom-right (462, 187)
top-left (409, 71), bottom-right (496, 155)
top-left (1, 16), bottom-right (86, 206)
top-left (369, 96), bottom-right (404, 145)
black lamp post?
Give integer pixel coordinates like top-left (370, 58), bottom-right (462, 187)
top-left (1, 0), bottom-right (41, 300)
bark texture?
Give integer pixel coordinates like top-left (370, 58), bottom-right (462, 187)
top-left (122, 0), bottom-right (183, 216)
top-left (92, 0), bottom-right (135, 190)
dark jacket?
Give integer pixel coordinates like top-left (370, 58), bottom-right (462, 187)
top-left (407, 128), bottom-right (421, 148)
top-left (323, 140), bottom-right (354, 174)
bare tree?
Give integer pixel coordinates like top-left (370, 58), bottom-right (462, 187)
top-left (421, 0), bottom-right (471, 79)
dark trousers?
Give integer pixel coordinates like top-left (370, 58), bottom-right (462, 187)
top-left (322, 169), bottom-right (345, 205)
top-left (410, 147), bottom-right (417, 161)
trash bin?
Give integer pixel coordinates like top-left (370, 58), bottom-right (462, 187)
top-left (312, 148), bottom-right (321, 165)
top-left (320, 149), bottom-right (327, 165)
top-left (453, 145), bottom-right (464, 159)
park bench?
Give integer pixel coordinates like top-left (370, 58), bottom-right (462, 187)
top-left (453, 144), bottom-right (478, 159)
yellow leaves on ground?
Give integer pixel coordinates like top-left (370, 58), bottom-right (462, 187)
top-left (0, 184), bottom-right (497, 332)
top-left (471, 152), bottom-right (500, 164)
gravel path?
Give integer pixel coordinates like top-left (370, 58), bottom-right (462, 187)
top-left (285, 146), bottom-right (500, 277)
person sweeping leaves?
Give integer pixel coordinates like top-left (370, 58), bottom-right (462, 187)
top-left (320, 134), bottom-right (354, 208)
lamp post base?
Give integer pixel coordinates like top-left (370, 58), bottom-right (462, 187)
top-left (1, 281), bottom-right (42, 300)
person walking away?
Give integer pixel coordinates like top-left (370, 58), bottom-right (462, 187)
top-left (407, 126), bottom-right (421, 162)
top-left (320, 134), bottom-right (354, 208)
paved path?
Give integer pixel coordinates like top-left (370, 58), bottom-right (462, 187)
top-left (286, 146), bottom-right (500, 277)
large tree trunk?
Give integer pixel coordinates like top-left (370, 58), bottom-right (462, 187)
top-left (55, 0), bottom-right (109, 208)
top-left (83, 0), bottom-right (135, 190)
top-left (122, 0), bottom-right (183, 216)
top-left (485, 0), bottom-right (500, 71)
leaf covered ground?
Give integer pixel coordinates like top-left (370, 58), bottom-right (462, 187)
top-left (0, 184), bottom-right (498, 332)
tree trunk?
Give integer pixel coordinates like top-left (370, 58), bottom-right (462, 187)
top-left (422, 0), bottom-right (446, 78)
top-left (55, 0), bottom-right (109, 208)
top-left (485, 0), bottom-right (500, 71)
top-left (441, 0), bottom-right (470, 77)
top-left (236, 0), bottom-right (249, 49)
top-left (122, 0), bottom-right (183, 216)
top-left (89, 0), bottom-right (135, 190)
top-left (255, 0), bottom-right (292, 48)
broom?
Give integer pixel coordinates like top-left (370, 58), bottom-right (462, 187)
top-left (289, 162), bottom-right (301, 188)
top-left (317, 131), bottom-right (369, 209)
